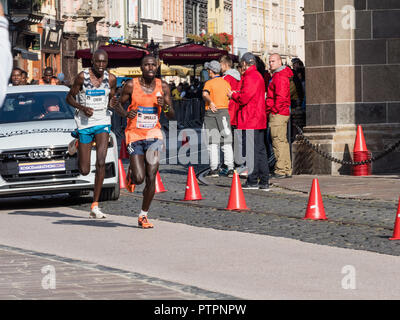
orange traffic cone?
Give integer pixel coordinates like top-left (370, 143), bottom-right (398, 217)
top-left (353, 125), bottom-right (371, 176)
top-left (119, 138), bottom-right (129, 159)
top-left (155, 171), bottom-right (167, 193)
top-left (389, 198), bottom-right (400, 240)
top-left (303, 179), bottom-right (327, 220)
top-left (118, 159), bottom-right (127, 189)
top-left (354, 125), bottom-right (368, 152)
top-left (183, 166), bottom-right (202, 201)
top-left (226, 171), bottom-right (249, 211)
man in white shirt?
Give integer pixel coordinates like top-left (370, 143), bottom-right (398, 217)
top-left (0, 3), bottom-right (12, 105)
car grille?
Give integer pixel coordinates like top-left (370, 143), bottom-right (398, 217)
top-left (0, 147), bottom-right (80, 183)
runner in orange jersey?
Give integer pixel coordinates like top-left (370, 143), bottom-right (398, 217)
top-left (115, 54), bottom-right (175, 228)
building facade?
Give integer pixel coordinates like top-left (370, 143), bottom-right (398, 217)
top-left (5, 0), bottom-right (65, 83)
top-left (162, 0), bottom-right (184, 47)
top-left (185, 0), bottom-right (208, 37)
top-left (61, 0), bottom-right (110, 84)
top-left (247, 0), bottom-right (304, 62)
top-left (232, 0), bottom-right (247, 57)
top-left (208, 0), bottom-right (232, 35)
top-left (294, 0), bottom-right (400, 175)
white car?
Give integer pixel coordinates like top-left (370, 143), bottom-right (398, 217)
top-left (0, 85), bottom-right (120, 200)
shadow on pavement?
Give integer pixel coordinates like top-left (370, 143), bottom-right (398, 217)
top-left (53, 219), bottom-right (135, 229)
top-left (8, 210), bottom-right (82, 219)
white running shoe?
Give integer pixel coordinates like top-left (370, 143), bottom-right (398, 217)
top-left (68, 138), bottom-right (78, 156)
top-left (90, 206), bottom-right (107, 219)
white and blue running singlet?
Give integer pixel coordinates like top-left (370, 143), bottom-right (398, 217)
top-left (76, 69), bottom-right (111, 130)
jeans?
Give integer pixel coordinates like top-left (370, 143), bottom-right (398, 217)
top-left (246, 129), bottom-right (269, 186)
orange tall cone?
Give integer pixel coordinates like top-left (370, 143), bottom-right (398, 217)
top-left (389, 198), bottom-right (400, 240)
top-left (226, 171), bottom-right (249, 211)
top-left (118, 159), bottom-right (127, 189)
top-left (184, 166), bottom-right (203, 200)
top-left (119, 138), bottom-right (129, 159)
top-left (354, 125), bottom-right (368, 152)
top-left (303, 179), bottom-right (327, 220)
top-left (155, 171), bottom-right (167, 193)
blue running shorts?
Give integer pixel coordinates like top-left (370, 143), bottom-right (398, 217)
top-left (127, 139), bottom-right (163, 156)
top-left (77, 125), bottom-right (111, 144)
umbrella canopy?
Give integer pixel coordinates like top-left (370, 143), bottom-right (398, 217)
top-left (159, 43), bottom-right (237, 65)
top-left (75, 44), bottom-right (148, 68)
top-left (109, 63), bottom-right (192, 78)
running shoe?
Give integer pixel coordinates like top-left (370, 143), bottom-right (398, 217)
top-left (138, 216), bottom-right (154, 229)
top-left (242, 182), bottom-right (259, 190)
top-left (259, 184), bottom-right (270, 191)
top-left (68, 138), bottom-right (78, 156)
top-left (205, 169), bottom-right (219, 178)
top-left (90, 206), bottom-right (107, 219)
top-left (219, 167), bottom-right (229, 176)
top-left (227, 169), bottom-right (234, 178)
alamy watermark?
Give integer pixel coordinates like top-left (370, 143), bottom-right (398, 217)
top-left (341, 5), bottom-right (356, 30)
top-left (41, 265), bottom-right (56, 290)
top-left (341, 265), bottom-right (356, 290)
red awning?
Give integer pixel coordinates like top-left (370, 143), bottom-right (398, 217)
top-left (159, 43), bottom-right (238, 65)
top-left (75, 44), bottom-right (148, 68)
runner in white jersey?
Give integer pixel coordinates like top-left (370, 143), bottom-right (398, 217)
top-left (66, 49), bottom-right (117, 219)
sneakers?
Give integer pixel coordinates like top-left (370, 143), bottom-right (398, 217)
top-left (138, 215), bottom-right (154, 229)
top-left (68, 138), bottom-right (78, 156)
top-left (242, 182), bottom-right (259, 190)
top-left (205, 169), bottom-right (219, 178)
top-left (259, 184), bottom-right (270, 191)
top-left (226, 169), bottom-right (234, 178)
top-left (219, 168), bottom-right (234, 177)
top-left (90, 206), bottom-right (107, 219)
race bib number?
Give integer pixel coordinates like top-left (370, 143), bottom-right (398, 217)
top-left (86, 89), bottom-right (107, 111)
top-left (136, 106), bottom-right (158, 129)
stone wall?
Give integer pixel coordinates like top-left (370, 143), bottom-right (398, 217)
top-left (293, 0), bottom-right (400, 175)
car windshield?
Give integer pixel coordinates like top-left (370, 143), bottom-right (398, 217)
top-left (0, 91), bottom-right (75, 124)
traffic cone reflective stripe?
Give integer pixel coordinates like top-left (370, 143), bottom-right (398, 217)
top-left (303, 179), bottom-right (327, 220)
top-left (118, 159), bottom-right (127, 189)
top-left (155, 171), bottom-right (167, 193)
top-left (226, 171), bottom-right (249, 211)
top-left (183, 166), bottom-right (202, 201)
top-left (119, 138), bottom-right (129, 159)
top-left (389, 198), bottom-right (400, 240)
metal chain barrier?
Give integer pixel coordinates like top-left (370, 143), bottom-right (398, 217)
top-left (294, 124), bottom-right (400, 166)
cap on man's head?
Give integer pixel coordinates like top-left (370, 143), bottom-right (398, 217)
top-left (204, 60), bottom-right (221, 74)
top-left (241, 52), bottom-right (256, 65)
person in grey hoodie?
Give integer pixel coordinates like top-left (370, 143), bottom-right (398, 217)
top-left (0, 3), bottom-right (12, 106)
top-left (220, 55), bottom-right (242, 172)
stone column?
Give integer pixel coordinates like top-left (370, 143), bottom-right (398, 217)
top-left (293, 0), bottom-right (400, 175)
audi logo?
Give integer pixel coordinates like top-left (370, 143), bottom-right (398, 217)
top-left (28, 148), bottom-right (54, 160)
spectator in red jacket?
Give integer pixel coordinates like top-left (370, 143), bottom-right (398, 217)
top-left (228, 52), bottom-right (269, 191)
top-left (266, 53), bottom-right (293, 178)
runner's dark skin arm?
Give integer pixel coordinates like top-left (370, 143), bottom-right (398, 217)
top-left (108, 73), bottom-right (118, 109)
top-left (66, 71), bottom-right (93, 117)
top-left (159, 80), bottom-right (175, 120)
top-left (115, 79), bottom-right (137, 118)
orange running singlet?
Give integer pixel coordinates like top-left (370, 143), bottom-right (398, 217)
top-left (125, 78), bottom-right (164, 144)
